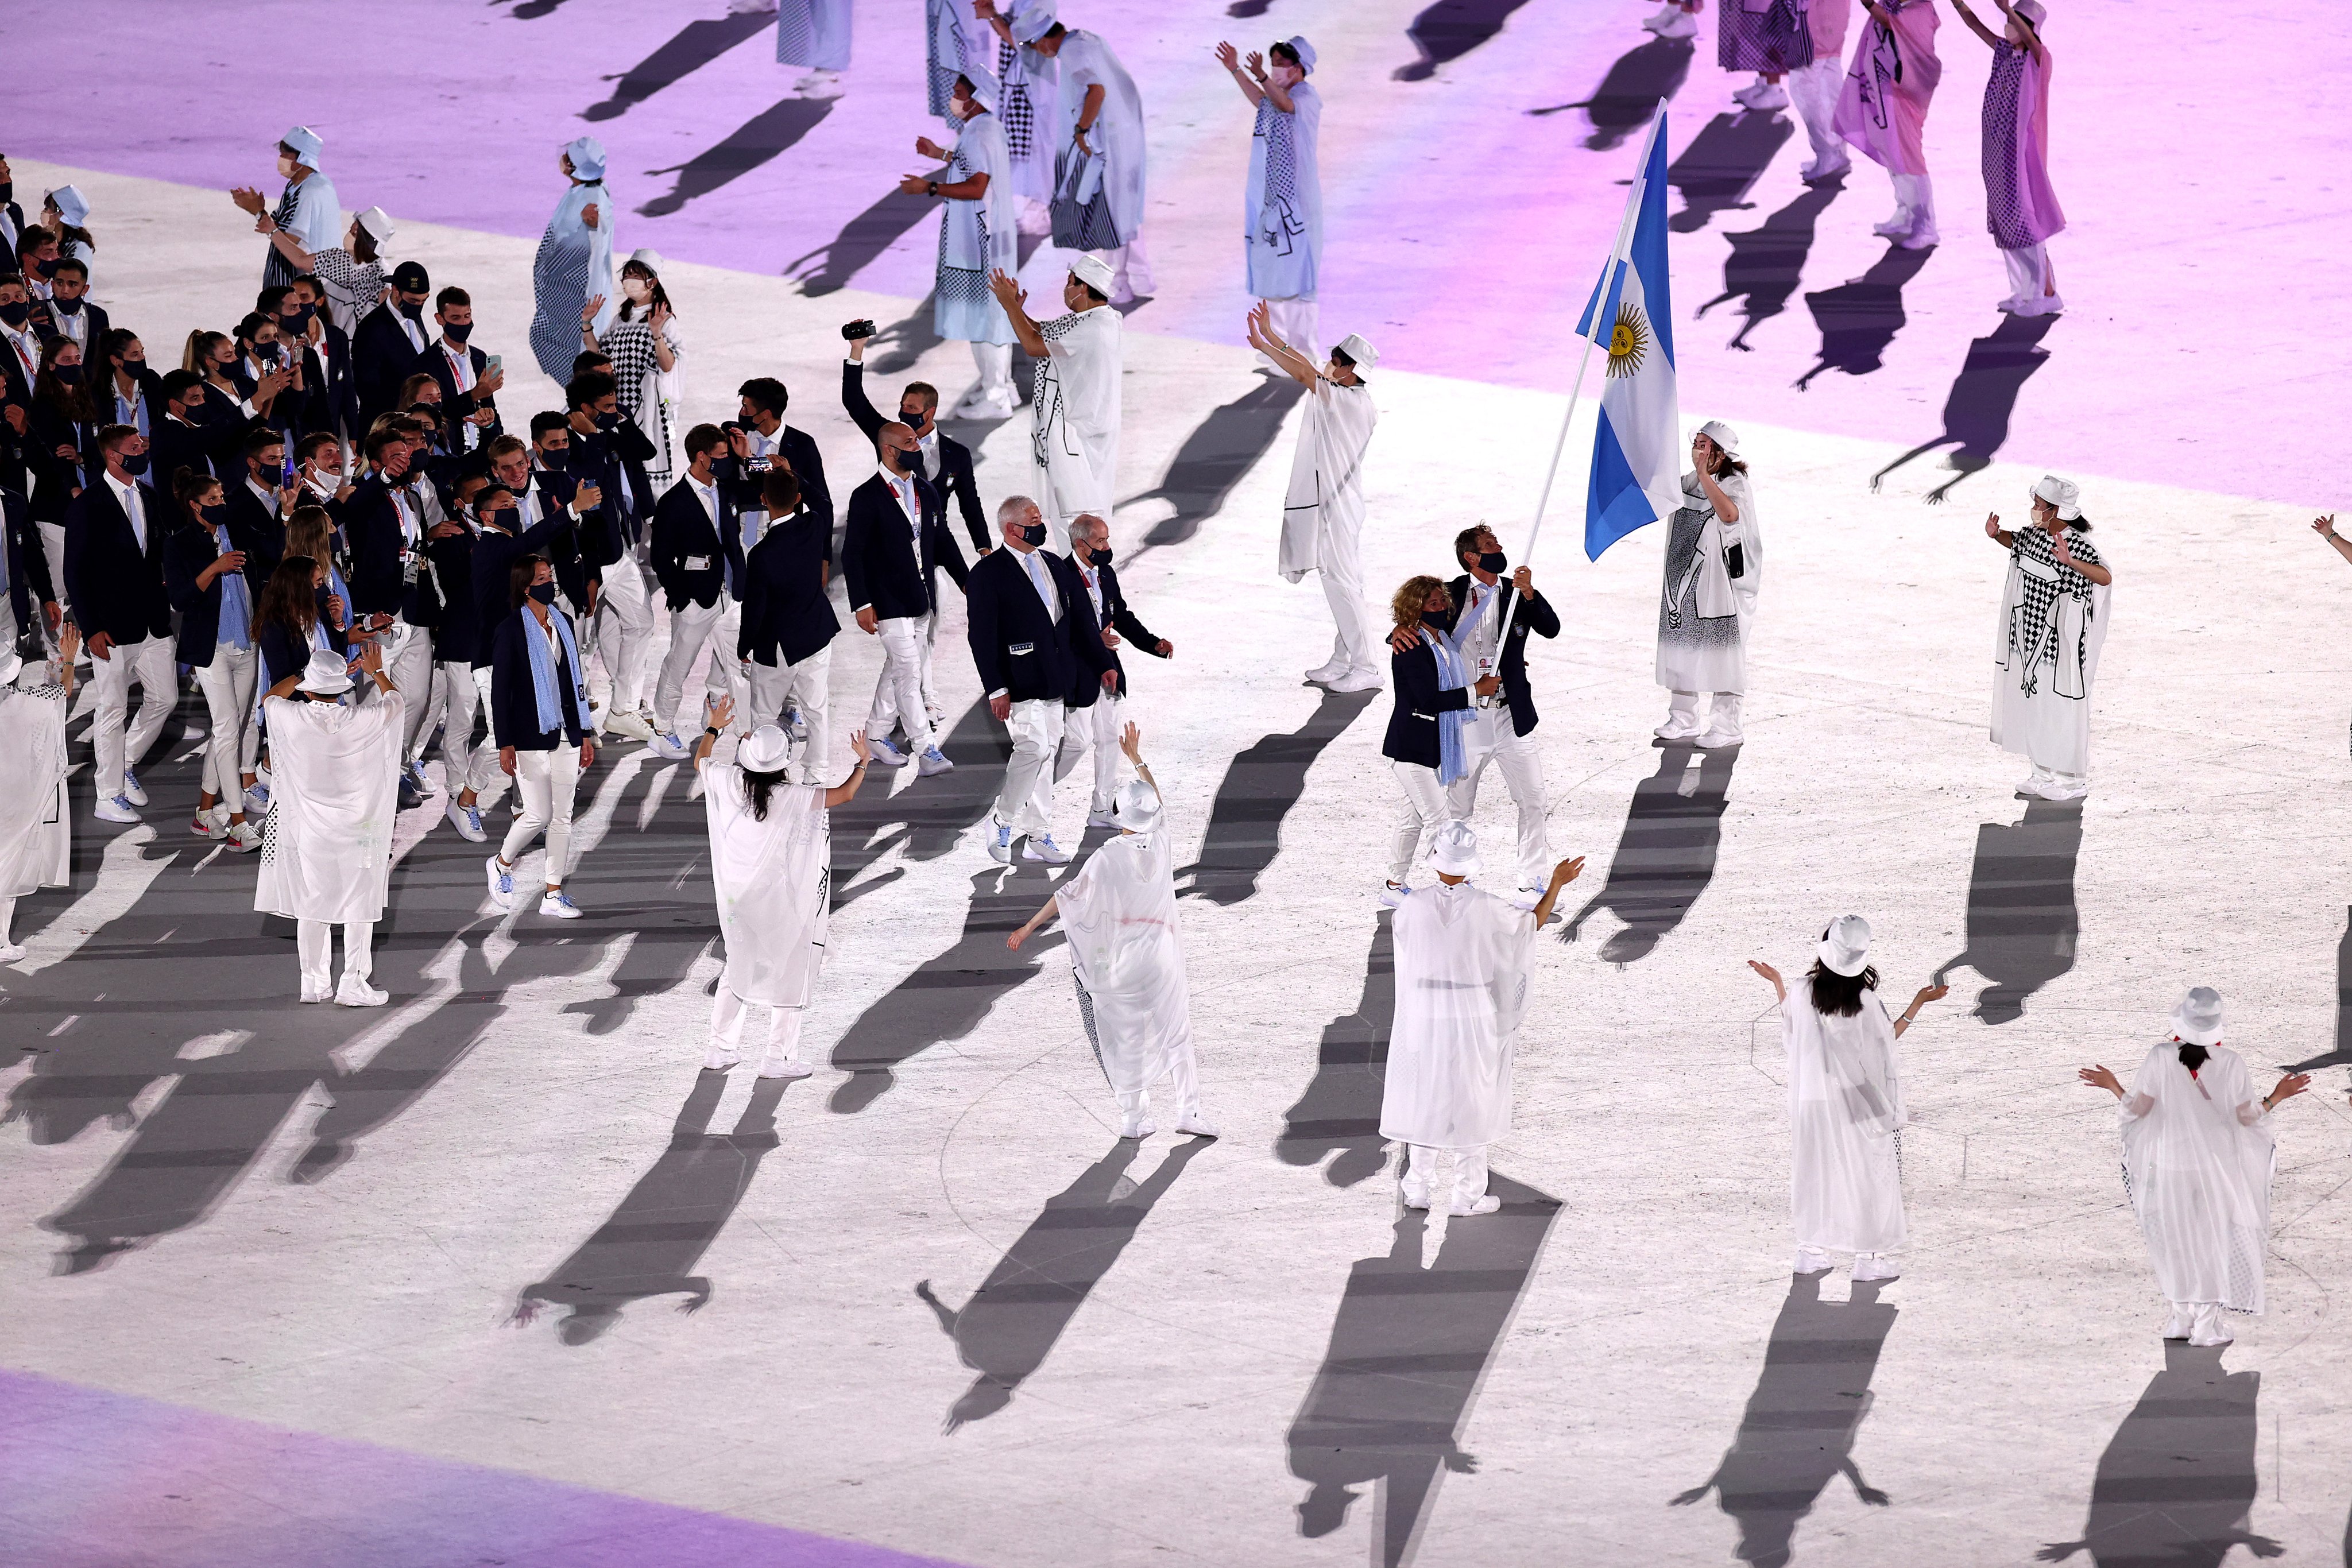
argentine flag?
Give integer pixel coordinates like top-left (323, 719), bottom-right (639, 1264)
top-left (1579, 108), bottom-right (1681, 562)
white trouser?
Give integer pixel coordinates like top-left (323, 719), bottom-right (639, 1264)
top-left (500, 744), bottom-right (581, 886)
top-left (995, 697), bottom-right (1066, 838)
top-left (1665, 689), bottom-right (1743, 732)
top-left (377, 620), bottom-right (435, 757)
top-left (297, 918), bottom-right (374, 993)
top-left (652, 598), bottom-right (740, 736)
top-left (746, 645), bottom-right (832, 783)
top-left (1320, 526), bottom-right (1377, 672)
top-left (1444, 714), bottom-right (1549, 888)
top-left (1055, 693), bottom-right (1122, 814)
top-left (970, 341), bottom-right (1015, 400)
top-left (711, 988), bottom-right (805, 1056)
top-left (1, 895), bottom-right (16, 946)
top-left (866, 614), bottom-right (935, 754)
top-left (192, 643), bottom-right (261, 802)
top-left (1789, 57), bottom-right (1846, 171)
top-left (37, 521), bottom-right (68, 628)
top-left (1403, 1143), bottom-right (1490, 1211)
top-left (1387, 758), bottom-right (1449, 883)
top-left (421, 659), bottom-right (492, 793)
top-left (591, 549), bottom-right (655, 715)
top-left (2002, 243), bottom-right (2054, 304)
top-left (1258, 297), bottom-right (1320, 369)
top-left (1890, 171), bottom-right (1937, 243)
top-left (89, 633), bottom-right (177, 800)
top-left (1108, 228), bottom-right (1155, 295)
top-left (1112, 1033), bottom-right (1201, 1122)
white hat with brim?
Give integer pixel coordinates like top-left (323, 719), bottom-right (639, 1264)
top-left (2032, 474), bottom-right (2082, 521)
top-left (1069, 252), bottom-right (1116, 298)
top-left (283, 125), bottom-right (324, 168)
top-left (1429, 819), bottom-right (1481, 878)
top-left (0, 650), bottom-right (22, 688)
top-left (354, 206), bottom-right (396, 245)
top-left (739, 725), bottom-right (792, 774)
top-left (1699, 419), bottom-right (1740, 456)
top-left (1283, 36), bottom-right (1318, 72)
top-left (1817, 914), bottom-right (1871, 977)
top-left (1111, 777), bottom-right (1162, 834)
top-left (626, 248), bottom-right (665, 272)
top-left (1010, 6), bottom-right (1058, 45)
top-left (1334, 332), bottom-right (1378, 370)
top-left (48, 185), bottom-right (90, 228)
top-left (2169, 986), bottom-right (2225, 1048)
top-left (564, 135), bottom-right (608, 182)
top-left (297, 647), bottom-right (350, 695)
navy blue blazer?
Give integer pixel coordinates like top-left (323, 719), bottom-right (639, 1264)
top-left (717, 423), bottom-right (831, 544)
top-left (841, 471), bottom-right (941, 623)
top-left (965, 545), bottom-right (1112, 705)
top-left (3, 485), bottom-right (55, 634)
top-left (353, 303), bottom-right (430, 428)
top-left (63, 477), bottom-right (172, 646)
top-left (1441, 574), bottom-right (1562, 739)
top-left (162, 516), bottom-right (272, 667)
top-left (738, 510), bottom-right (837, 669)
top-left (470, 509), bottom-right (571, 670)
top-left (490, 607), bottom-right (589, 750)
top-left (649, 475), bottom-right (748, 611)
top-left (420, 340), bottom-right (502, 454)
top-left (1066, 557), bottom-right (1166, 705)
top-left (1382, 634), bottom-right (1472, 769)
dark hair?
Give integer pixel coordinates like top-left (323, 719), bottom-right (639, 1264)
top-left (234, 311), bottom-right (273, 347)
top-left (256, 285), bottom-right (292, 315)
top-left (52, 255), bottom-right (88, 281)
top-left (1453, 524), bottom-right (1493, 565)
top-left (160, 368), bottom-right (204, 405)
top-left (399, 371), bottom-right (441, 408)
top-left (1704, 444), bottom-right (1748, 478)
top-left (436, 285), bottom-right (471, 312)
top-left (1805, 959), bottom-right (1880, 1018)
top-left (738, 377), bottom-right (789, 419)
top-left (510, 552), bottom-right (548, 609)
top-left (256, 555), bottom-right (321, 638)
top-left (683, 421), bottom-right (725, 462)
top-left (363, 427), bottom-right (406, 463)
top-left (243, 425), bottom-right (287, 460)
top-left (295, 431), bottom-right (339, 466)
top-left (95, 421), bottom-right (140, 455)
top-left (2177, 1043), bottom-right (2210, 1073)
top-left (902, 381), bottom-right (939, 413)
top-left (744, 765), bottom-right (786, 822)
top-left (761, 470), bottom-right (802, 515)
top-left (1270, 40), bottom-right (1302, 68)
top-left (34, 339), bottom-right (95, 420)
top-left (617, 259), bottom-right (674, 322)
top-left (185, 328), bottom-right (233, 375)
top-left (1074, 277), bottom-right (1109, 305)
top-left (173, 466), bottom-right (223, 517)
top-left (100, 327), bottom-right (140, 366)
top-left (572, 349), bottom-right (612, 378)
top-left (1330, 344), bottom-right (1356, 369)
top-left (529, 411), bottom-right (568, 442)
top-left (565, 370), bottom-right (618, 411)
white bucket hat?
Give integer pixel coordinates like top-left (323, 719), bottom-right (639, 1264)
top-left (1111, 777), bottom-right (1162, 834)
top-left (47, 185), bottom-right (90, 228)
top-left (297, 647), bottom-right (350, 695)
top-left (1069, 252), bottom-right (1116, 298)
top-left (2032, 474), bottom-right (2082, 520)
top-left (0, 649), bottom-right (22, 687)
top-left (1429, 819), bottom-right (1481, 878)
top-left (2169, 986), bottom-right (2224, 1048)
top-left (1817, 915), bottom-right (1872, 977)
top-left (1334, 332), bottom-right (1379, 370)
top-left (353, 206), bottom-right (397, 246)
top-left (1698, 419), bottom-right (1740, 456)
top-left (738, 725), bottom-right (792, 773)
top-left (626, 247), bottom-right (665, 272)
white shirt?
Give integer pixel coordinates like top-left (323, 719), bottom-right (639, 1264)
top-left (1457, 578), bottom-right (1503, 668)
top-left (106, 470), bottom-right (148, 552)
top-left (1079, 563), bottom-right (1107, 626)
top-left (1, 323), bottom-right (39, 384)
top-left (440, 341), bottom-right (482, 453)
top-left (246, 475), bottom-right (277, 516)
top-left (396, 309), bottom-right (427, 354)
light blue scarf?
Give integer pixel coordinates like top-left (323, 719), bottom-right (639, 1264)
top-left (523, 606), bottom-right (588, 735)
top-left (1426, 625), bottom-right (1471, 785)
top-left (212, 524), bottom-right (253, 650)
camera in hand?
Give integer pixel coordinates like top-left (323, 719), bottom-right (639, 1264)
top-left (842, 320), bottom-right (877, 341)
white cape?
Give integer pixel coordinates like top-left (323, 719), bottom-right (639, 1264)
top-left (1379, 882), bottom-right (1533, 1149)
top-left (1055, 30), bottom-right (1147, 238)
top-left (1057, 829), bottom-right (1189, 1094)
top-left (1279, 378), bottom-right (1377, 584)
top-left (256, 694), bottom-right (402, 924)
top-left (2119, 1042), bottom-right (2274, 1313)
top-left (1032, 305), bottom-right (1122, 520)
top-left (1784, 976), bottom-right (1906, 1253)
top-left (0, 684), bottom-right (71, 897)
top-left (1655, 468), bottom-right (1761, 692)
top-left (705, 764), bottom-right (831, 1006)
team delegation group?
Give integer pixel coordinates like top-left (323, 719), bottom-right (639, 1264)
top-left (0, 1), bottom-right (2331, 1342)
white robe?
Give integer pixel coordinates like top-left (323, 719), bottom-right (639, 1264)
top-left (1783, 977), bottom-right (1906, 1253)
top-left (704, 764), bottom-right (831, 1007)
top-left (1031, 304), bottom-right (1121, 520)
top-left (936, 109), bottom-right (1018, 346)
top-left (1379, 881), bottom-right (1534, 1149)
top-left (997, 3), bottom-right (1061, 206)
top-left (255, 693), bottom-right (402, 924)
top-left (776, 0), bottom-right (852, 70)
top-left (1055, 30), bottom-right (1147, 241)
top-left (2118, 1043), bottom-right (2274, 1313)
top-left (1245, 80), bottom-right (1322, 302)
top-left (1991, 525), bottom-right (2108, 774)
top-left (1655, 469), bottom-right (1761, 693)
top-left (1055, 828), bottom-right (1190, 1094)
top-left (0, 683), bottom-right (71, 898)
top-left (1278, 377), bottom-right (1376, 583)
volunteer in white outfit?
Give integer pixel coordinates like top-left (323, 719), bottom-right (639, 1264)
top-left (1654, 420), bottom-right (1762, 749)
top-left (488, 555), bottom-right (596, 920)
top-left (904, 71), bottom-right (1022, 418)
top-left (2079, 988), bottom-right (2312, 1348)
top-left (1217, 34), bottom-right (1324, 366)
top-left (1009, 725), bottom-right (1218, 1139)
top-left (1986, 475), bottom-right (2111, 801)
top-left (695, 696), bottom-right (873, 1078)
top-left (257, 644), bottom-right (401, 1006)
top-left (990, 252), bottom-right (1121, 553)
top-left (1011, 10), bottom-right (1154, 302)
top-left (1251, 305), bottom-right (1381, 692)
top-left (1747, 916), bottom-right (1947, 1284)
top-left (0, 638), bottom-right (75, 964)
top-left (1379, 823), bottom-right (1581, 1216)
top-left (230, 124), bottom-right (341, 293)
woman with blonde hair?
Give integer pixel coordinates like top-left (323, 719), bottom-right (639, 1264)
top-left (1379, 574), bottom-right (1495, 905)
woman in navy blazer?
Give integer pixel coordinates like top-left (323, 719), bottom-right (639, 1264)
top-left (488, 553), bottom-right (595, 921)
top-left (161, 470), bottom-right (270, 847)
top-left (1382, 575), bottom-right (1497, 904)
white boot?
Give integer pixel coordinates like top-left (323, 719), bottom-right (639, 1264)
top-left (2187, 1303), bottom-right (2233, 1348)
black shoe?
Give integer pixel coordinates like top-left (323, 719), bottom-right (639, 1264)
top-left (396, 776), bottom-right (423, 811)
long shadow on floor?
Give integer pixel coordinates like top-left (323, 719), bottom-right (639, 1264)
top-left (915, 1136), bottom-right (1208, 1431)
top-left (826, 699), bottom-right (1005, 915)
top-left (1286, 1175), bottom-right (1562, 1567)
top-left (1871, 314), bottom-right (2059, 502)
top-left (1275, 915), bottom-right (1395, 1189)
top-left (583, 12), bottom-right (776, 122)
top-left (1179, 688), bottom-right (1378, 907)
top-left (1795, 244), bottom-right (1936, 389)
top-left (1558, 741), bottom-right (1738, 963)
top-left (1528, 37), bottom-right (1696, 151)
top-left (1394, 0), bottom-right (1533, 81)
top-left (1667, 110), bottom-right (1796, 233)
top-left (1932, 796), bottom-right (2083, 1026)
top-left (2036, 1344), bottom-right (2272, 1567)
top-left (1672, 1272), bottom-right (1897, 1565)
top-left (787, 187), bottom-right (938, 296)
top-left (636, 98), bottom-right (835, 219)
top-left (1128, 376), bottom-right (1304, 552)
top-left (2284, 906), bottom-right (2352, 1073)
top-left (1696, 176), bottom-right (1846, 351)
top-left (516, 1072), bottom-right (791, 1345)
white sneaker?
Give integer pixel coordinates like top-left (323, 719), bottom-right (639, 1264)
top-left (189, 808), bottom-right (226, 840)
top-left (1380, 881), bottom-right (1408, 908)
top-left (1173, 1112), bottom-right (1220, 1139)
top-left (867, 736), bottom-right (911, 768)
top-left (1653, 8), bottom-right (1697, 38)
top-left (2187, 1305), bottom-right (2233, 1348)
top-left (1655, 717), bottom-right (1705, 741)
top-left (224, 820), bottom-right (262, 854)
top-left (1739, 81), bottom-right (1788, 111)
top-left (485, 855), bottom-right (516, 912)
top-left (300, 979), bottom-right (330, 1004)
top-left (121, 768), bottom-right (149, 807)
top-left (1117, 1113), bottom-right (1156, 1139)
top-left (540, 890), bottom-right (584, 920)
top-left (0, 940), bottom-right (28, 965)
top-left (796, 69), bottom-right (845, 99)
top-left (1326, 665), bottom-right (1383, 694)
top-left (1851, 1252), bottom-right (1901, 1281)
top-left (1086, 810), bottom-right (1120, 830)
top-left (1873, 211), bottom-right (1917, 240)
top-left (244, 780), bottom-right (272, 814)
top-left (702, 1046), bottom-right (741, 1072)
top-left (1450, 1195), bottom-right (1503, 1218)
top-left (1800, 156), bottom-right (1851, 184)
top-left (1401, 1179), bottom-right (1431, 1211)
top-left (604, 709), bottom-right (653, 741)
top-left (95, 795), bottom-right (142, 826)
top-left (648, 731), bottom-right (692, 761)
top-left (1695, 726), bottom-right (1744, 749)
top-left (334, 977), bottom-right (389, 1008)
top-left (1304, 659), bottom-right (1349, 683)
top-left (986, 823), bottom-right (1013, 864)
top-left (447, 799), bottom-right (487, 842)
top-left (2013, 292), bottom-right (2065, 318)
top-left (757, 1055), bottom-right (815, 1081)
top-left (1897, 220), bottom-right (1940, 251)
top-left (916, 746), bottom-right (955, 777)
top-left (1639, 1), bottom-right (1681, 30)
top-left (1023, 834), bottom-right (1072, 865)
top-left (1794, 1245), bottom-right (1834, 1274)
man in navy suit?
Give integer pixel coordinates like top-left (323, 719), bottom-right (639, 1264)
top-left (646, 423), bottom-right (756, 756)
top-left (1060, 513), bottom-right (1172, 828)
top-left (63, 425), bottom-right (177, 823)
top-left (965, 494), bottom-right (1114, 864)
top-left (736, 468), bottom-right (838, 781)
top-left (842, 420), bottom-right (955, 778)
top-left (2, 479), bottom-right (57, 657)
top-left (354, 260), bottom-right (434, 428)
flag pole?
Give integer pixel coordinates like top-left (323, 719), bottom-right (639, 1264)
top-left (1490, 102), bottom-right (1664, 644)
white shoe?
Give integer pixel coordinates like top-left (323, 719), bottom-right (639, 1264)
top-left (1654, 717), bottom-right (1705, 741)
top-left (867, 735), bottom-right (911, 768)
top-left (604, 710), bottom-right (653, 741)
top-left (1401, 1179), bottom-right (1431, 1211)
top-left (2163, 1304), bottom-right (2195, 1341)
top-left (986, 823), bottom-right (1013, 864)
top-left (1117, 1113), bottom-right (1156, 1139)
top-left (757, 1055), bottom-right (815, 1081)
top-left (1653, 9), bottom-right (1697, 39)
top-left (795, 69), bottom-right (845, 99)
top-left (446, 798), bottom-right (487, 842)
top-left (189, 807), bottom-right (226, 840)
top-left (916, 746), bottom-right (955, 777)
top-left (2013, 292), bottom-right (2065, 318)
top-left (121, 767), bottom-right (149, 807)
top-left (334, 977), bottom-right (389, 1008)
top-left (1086, 810), bottom-right (1119, 830)
top-left (95, 795), bottom-right (142, 825)
top-left (702, 1046), bottom-right (742, 1072)
top-left (1794, 1245), bottom-right (1834, 1274)
top-left (1326, 665), bottom-right (1383, 694)
top-left (1873, 211), bottom-right (1917, 240)
top-left (2044, 773), bottom-right (2089, 801)
top-left (1800, 156), bottom-right (1851, 184)
top-left (244, 780), bottom-right (272, 815)
top-left (1694, 726), bottom-right (1744, 748)
top-left (2187, 1305), bottom-right (2233, 1348)
top-left (1737, 81), bottom-right (1788, 111)
top-left (0, 940), bottom-right (28, 965)
top-left (1851, 1252), bottom-right (1901, 1281)
top-left (1173, 1112), bottom-right (1220, 1139)
top-left (1450, 1194), bottom-right (1503, 1218)
top-left (300, 979), bottom-right (330, 1004)
top-left (224, 820), bottom-right (262, 854)
top-left (1305, 659), bottom-right (1349, 683)
top-left (540, 891), bottom-right (585, 920)
top-left (648, 731), bottom-right (692, 760)
top-left (1022, 834), bottom-right (1072, 865)
top-left (1015, 198), bottom-right (1053, 238)
top-left (485, 855), bottom-right (516, 912)
top-left (1897, 222), bottom-right (1940, 251)
top-left (1380, 881), bottom-right (1408, 908)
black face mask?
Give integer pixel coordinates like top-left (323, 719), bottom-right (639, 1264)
top-left (201, 503), bottom-right (230, 528)
top-left (52, 363), bottom-right (80, 385)
top-left (539, 448), bottom-right (567, 473)
top-left (443, 319), bottom-right (473, 343)
top-left (398, 299), bottom-right (424, 320)
top-left (1089, 545), bottom-right (1113, 566)
top-left (898, 409), bottom-right (928, 433)
top-left (1477, 550), bottom-right (1507, 575)
top-left (280, 315), bottom-right (306, 340)
top-left (0, 301), bottom-right (28, 328)
top-left (54, 296), bottom-right (83, 316)
top-left (289, 302), bottom-right (315, 324)
top-left (528, 582), bottom-right (556, 605)
top-left (121, 357), bottom-right (145, 374)
top-left (1019, 521), bottom-right (1047, 547)
top-left (119, 453), bottom-right (150, 477)
top-left (594, 410), bottom-right (618, 431)
top-left (32, 257), bottom-right (57, 278)
top-left (1420, 609), bottom-right (1449, 629)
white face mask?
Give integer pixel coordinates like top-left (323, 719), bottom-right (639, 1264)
top-left (277, 154), bottom-right (298, 179)
top-left (621, 278), bottom-right (651, 303)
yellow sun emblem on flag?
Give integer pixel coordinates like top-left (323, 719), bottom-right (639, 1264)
top-left (1606, 303), bottom-right (1650, 380)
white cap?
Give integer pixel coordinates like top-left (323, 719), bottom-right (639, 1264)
top-left (1069, 252), bottom-right (1116, 298)
top-left (354, 206), bottom-right (396, 245)
top-left (282, 125), bottom-right (324, 168)
top-left (1698, 419), bottom-right (1740, 456)
top-left (47, 185), bottom-right (90, 227)
top-left (1283, 36), bottom-right (1317, 72)
top-left (0, 649), bottom-right (22, 687)
top-left (2169, 986), bottom-right (2225, 1048)
top-left (297, 647), bottom-right (349, 695)
top-left (2013, 0), bottom-right (2047, 25)
top-left (1817, 915), bottom-right (1872, 977)
top-left (1334, 332), bottom-right (1379, 370)
top-left (626, 247), bottom-right (665, 272)
top-left (1010, 5), bottom-right (1058, 44)
top-left (1429, 819), bottom-right (1481, 878)
top-left (738, 725), bottom-right (792, 773)
top-left (1111, 777), bottom-right (1162, 834)
top-left (2032, 474), bottom-right (2082, 521)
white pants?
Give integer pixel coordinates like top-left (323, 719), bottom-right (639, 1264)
top-left (710, 987), bottom-right (805, 1057)
top-left (376, 620), bottom-right (435, 758)
top-left (1320, 526), bottom-right (1378, 673)
top-left (1666, 690), bottom-right (1743, 735)
top-left (1890, 171), bottom-right (1937, 244)
top-left (2001, 243), bottom-right (2056, 307)
top-left (89, 633), bottom-right (177, 800)
top-left (970, 341), bottom-right (1016, 401)
top-left (746, 645), bottom-right (831, 783)
top-left (191, 643), bottom-right (261, 802)
top-left (1403, 1143), bottom-right (1490, 1211)
top-left (1, 895), bottom-right (16, 946)
top-left (1386, 758), bottom-right (1448, 883)
top-left (995, 697), bottom-right (1066, 838)
top-left (1258, 297), bottom-right (1320, 368)
top-left (1108, 229), bottom-right (1155, 296)
top-left (652, 598), bottom-right (745, 737)
top-left (425, 659), bottom-right (496, 795)
top-left (591, 549), bottom-right (655, 716)
top-left (866, 614), bottom-right (935, 754)
top-left (1789, 57), bottom-right (1846, 172)
top-left (1112, 1034), bottom-right (1202, 1122)
top-left (1055, 693), bottom-right (1122, 815)
top-left (297, 918), bottom-right (374, 993)
top-left (1444, 715), bottom-right (1549, 888)
top-left (37, 521), bottom-right (68, 628)
top-left (500, 744), bottom-right (581, 887)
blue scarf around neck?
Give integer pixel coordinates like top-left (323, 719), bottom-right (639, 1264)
top-left (523, 605), bottom-right (587, 735)
top-left (1425, 625), bottom-right (1471, 785)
